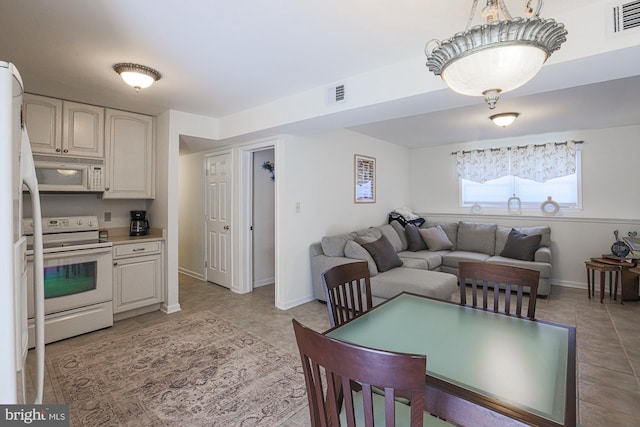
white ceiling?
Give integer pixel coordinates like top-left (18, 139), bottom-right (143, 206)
top-left (1, 0), bottom-right (639, 153)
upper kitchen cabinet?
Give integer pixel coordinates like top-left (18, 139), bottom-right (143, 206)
top-left (23, 94), bottom-right (104, 158)
top-left (103, 109), bottom-right (155, 199)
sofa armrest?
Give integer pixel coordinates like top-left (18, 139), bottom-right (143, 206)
top-left (534, 246), bottom-right (551, 263)
top-left (310, 253), bottom-right (361, 301)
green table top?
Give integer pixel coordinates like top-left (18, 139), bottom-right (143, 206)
top-left (326, 293), bottom-right (575, 425)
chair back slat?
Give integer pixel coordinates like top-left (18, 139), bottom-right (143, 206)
top-left (292, 319), bottom-right (427, 427)
top-left (459, 262), bottom-right (540, 320)
top-left (322, 262), bottom-right (373, 328)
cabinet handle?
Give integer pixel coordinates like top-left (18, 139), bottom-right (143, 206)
top-left (56, 148), bottom-right (61, 152)
top-left (63, 149), bottom-right (68, 153)
top-left (224, 225), bottom-right (230, 230)
top-left (133, 248), bottom-right (145, 252)
top-left (113, 262), bottom-right (118, 266)
top-left (105, 187), bottom-right (110, 191)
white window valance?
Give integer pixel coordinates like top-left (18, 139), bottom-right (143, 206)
top-left (455, 140), bottom-right (581, 183)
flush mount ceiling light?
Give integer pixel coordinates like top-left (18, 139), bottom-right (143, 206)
top-left (490, 112), bottom-right (520, 127)
top-left (425, 0), bottom-right (567, 109)
top-left (113, 63), bottom-right (161, 92)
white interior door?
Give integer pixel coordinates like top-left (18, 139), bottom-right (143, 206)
top-left (206, 153), bottom-right (232, 288)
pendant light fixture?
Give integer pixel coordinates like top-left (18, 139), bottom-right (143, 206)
top-left (490, 112), bottom-right (519, 127)
top-left (113, 63), bottom-right (162, 92)
top-left (425, 0), bottom-right (567, 109)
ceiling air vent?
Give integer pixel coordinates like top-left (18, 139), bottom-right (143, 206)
top-left (612, 1), bottom-right (640, 32)
top-left (327, 84), bottom-right (346, 105)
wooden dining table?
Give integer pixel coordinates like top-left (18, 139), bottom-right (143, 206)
top-left (325, 292), bottom-right (577, 427)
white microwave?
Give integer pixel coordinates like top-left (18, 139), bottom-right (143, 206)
top-left (33, 157), bottom-right (105, 192)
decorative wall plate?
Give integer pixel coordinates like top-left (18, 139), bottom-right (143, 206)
top-left (612, 230), bottom-right (630, 257)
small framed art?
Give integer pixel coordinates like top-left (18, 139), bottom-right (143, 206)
top-left (354, 154), bottom-right (376, 203)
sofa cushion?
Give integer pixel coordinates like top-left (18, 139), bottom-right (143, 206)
top-left (425, 221), bottom-right (458, 250)
top-left (351, 227), bottom-right (382, 242)
top-left (370, 269), bottom-right (457, 301)
top-left (500, 228), bottom-right (542, 261)
top-left (321, 234), bottom-right (354, 257)
top-left (495, 226), bottom-right (551, 255)
top-left (419, 225), bottom-right (454, 251)
top-left (389, 221), bottom-right (409, 251)
top-left (398, 257), bottom-right (429, 270)
top-left (442, 251), bottom-right (491, 268)
top-left (405, 224), bottom-right (427, 251)
top-left (397, 250), bottom-right (443, 270)
top-left (456, 222), bottom-right (497, 254)
top-left (359, 235), bottom-right (403, 272)
top-left (379, 224), bottom-right (404, 253)
top-left (344, 240), bottom-right (379, 276)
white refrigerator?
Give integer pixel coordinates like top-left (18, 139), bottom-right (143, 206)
top-left (0, 61), bottom-right (45, 404)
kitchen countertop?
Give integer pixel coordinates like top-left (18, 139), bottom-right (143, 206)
top-left (102, 227), bottom-right (165, 245)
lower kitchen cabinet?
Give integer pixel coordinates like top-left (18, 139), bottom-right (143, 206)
top-left (112, 241), bottom-right (163, 318)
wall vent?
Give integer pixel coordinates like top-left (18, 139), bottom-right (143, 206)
top-left (327, 84), bottom-right (346, 105)
top-left (612, 1), bottom-right (640, 32)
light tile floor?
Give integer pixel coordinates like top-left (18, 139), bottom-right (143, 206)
top-left (31, 274), bottom-right (640, 426)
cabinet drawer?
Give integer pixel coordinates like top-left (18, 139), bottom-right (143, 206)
top-left (113, 241), bottom-right (161, 258)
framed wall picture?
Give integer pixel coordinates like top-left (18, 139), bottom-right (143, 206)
top-left (354, 154), bottom-right (376, 203)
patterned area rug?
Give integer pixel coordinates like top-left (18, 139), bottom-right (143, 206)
top-left (47, 311), bottom-right (308, 426)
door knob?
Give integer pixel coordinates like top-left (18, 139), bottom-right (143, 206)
top-left (224, 225), bottom-right (230, 230)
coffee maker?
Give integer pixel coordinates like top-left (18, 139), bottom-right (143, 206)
top-left (129, 210), bottom-right (150, 236)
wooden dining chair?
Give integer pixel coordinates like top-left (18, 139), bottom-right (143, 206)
top-left (292, 319), bottom-right (451, 427)
top-left (458, 262), bottom-right (540, 319)
top-left (322, 261), bottom-right (373, 328)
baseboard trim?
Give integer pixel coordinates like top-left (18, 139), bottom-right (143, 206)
top-left (178, 267), bottom-right (204, 281)
top-left (276, 294), bottom-right (316, 311)
top-left (552, 280), bottom-right (586, 290)
top-left (253, 277), bottom-right (275, 288)
top-left (161, 303), bottom-right (182, 314)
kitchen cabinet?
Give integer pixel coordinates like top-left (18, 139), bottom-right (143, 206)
top-left (23, 94), bottom-right (104, 158)
top-left (112, 241), bottom-right (163, 316)
top-left (104, 109), bottom-right (155, 199)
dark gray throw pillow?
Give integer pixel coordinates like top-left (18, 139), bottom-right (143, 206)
top-left (360, 235), bottom-right (403, 272)
top-left (500, 228), bottom-right (542, 261)
top-left (405, 224), bottom-right (427, 252)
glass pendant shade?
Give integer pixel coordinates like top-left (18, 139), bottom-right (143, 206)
top-left (425, 1), bottom-right (567, 109)
top-left (442, 45), bottom-right (547, 97)
top-left (120, 71), bottom-right (156, 89)
top-left (490, 112), bottom-right (519, 127)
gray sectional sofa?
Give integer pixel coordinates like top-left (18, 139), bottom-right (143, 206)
top-left (309, 220), bottom-right (552, 305)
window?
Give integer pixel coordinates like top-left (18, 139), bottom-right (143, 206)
top-left (459, 145), bottom-right (582, 210)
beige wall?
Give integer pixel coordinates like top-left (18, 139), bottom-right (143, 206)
top-left (178, 151), bottom-right (205, 279)
top-left (276, 129), bottom-right (411, 308)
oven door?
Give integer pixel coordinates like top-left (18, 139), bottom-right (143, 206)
top-left (27, 246), bottom-right (113, 318)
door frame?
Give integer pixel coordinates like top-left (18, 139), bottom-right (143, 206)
top-left (238, 139), bottom-right (279, 298)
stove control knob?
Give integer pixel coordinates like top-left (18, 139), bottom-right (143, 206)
top-left (76, 219), bottom-right (83, 225)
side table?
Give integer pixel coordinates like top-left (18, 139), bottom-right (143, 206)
top-left (591, 257), bottom-right (639, 302)
top-left (585, 261), bottom-right (621, 304)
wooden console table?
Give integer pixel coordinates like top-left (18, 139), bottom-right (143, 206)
top-left (590, 257), bottom-right (639, 301)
